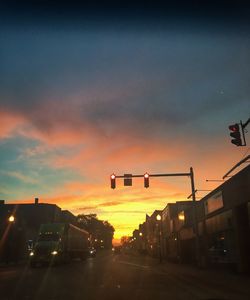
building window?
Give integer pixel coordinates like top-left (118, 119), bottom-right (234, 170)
top-left (205, 191), bottom-right (224, 215)
top-left (206, 210), bottom-right (232, 234)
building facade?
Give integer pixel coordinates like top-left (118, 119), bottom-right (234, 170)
top-left (133, 164), bottom-right (250, 273)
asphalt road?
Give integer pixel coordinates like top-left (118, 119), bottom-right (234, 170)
top-left (0, 251), bottom-right (250, 300)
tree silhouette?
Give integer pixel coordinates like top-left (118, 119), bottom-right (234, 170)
top-left (77, 214), bottom-right (114, 249)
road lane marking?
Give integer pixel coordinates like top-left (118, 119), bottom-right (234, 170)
top-left (118, 261), bottom-right (149, 269)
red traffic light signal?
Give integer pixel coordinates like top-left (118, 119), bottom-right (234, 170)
top-left (110, 174), bottom-right (116, 189)
top-left (229, 123), bottom-right (242, 146)
top-left (144, 173), bottom-right (149, 188)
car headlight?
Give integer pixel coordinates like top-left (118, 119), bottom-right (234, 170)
top-left (51, 250), bottom-right (58, 255)
top-left (29, 251), bottom-right (34, 256)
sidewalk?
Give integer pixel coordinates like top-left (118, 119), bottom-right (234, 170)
top-left (124, 252), bottom-right (250, 299)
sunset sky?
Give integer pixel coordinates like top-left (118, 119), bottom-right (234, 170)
top-left (0, 3), bottom-right (249, 241)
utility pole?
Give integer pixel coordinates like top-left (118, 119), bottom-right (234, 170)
top-left (190, 167), bottom-right (200, 267)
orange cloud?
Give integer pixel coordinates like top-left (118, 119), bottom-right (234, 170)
top-left (2, 107), bottom-right (247, 241)
top-left (0, 110), bottom-right (26, 139)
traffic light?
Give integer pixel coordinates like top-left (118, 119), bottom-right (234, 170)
top-left (144, 173), bottom-right (149, 188)
top-left (229, 123), bottom-right (242, 146)
top-left (110, 174), bottom-right (116, 189)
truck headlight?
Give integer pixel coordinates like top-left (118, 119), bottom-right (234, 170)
top-left (51, 250), bottom-right (58, 255)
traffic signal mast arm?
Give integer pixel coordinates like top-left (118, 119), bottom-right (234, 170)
top-left (111, 171), bottom-right (192, 189)
top-left (114, 172), bottom-right (190, 178)
top-left (222, 154), bottom-right (250, 179)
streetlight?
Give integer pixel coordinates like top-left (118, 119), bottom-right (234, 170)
top-left (178, 211), bottom-right (185, 221)
top-left (156, 214), bottom-right (162, 263)
top-left (156, 214), bottom-right (161, 221)
top-left (138, 232), bottom-right (143, 253)
top-left (8, 215), bottom-right (15, 223)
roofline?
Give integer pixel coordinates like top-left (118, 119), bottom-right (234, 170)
top-left (200, 163), bottom-right (250, 202)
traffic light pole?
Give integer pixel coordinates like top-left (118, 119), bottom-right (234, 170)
top-left (241, 119), bottom-right (249, 147)
top-left (190, 167), bottom-right (201, 267)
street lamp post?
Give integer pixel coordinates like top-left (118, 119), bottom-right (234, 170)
top-left (139, 232), bottom-right (143, 253)
top-left (156, 214), bottom-right (162, 263)
top-left (190, 167), bottom-right (200, 266)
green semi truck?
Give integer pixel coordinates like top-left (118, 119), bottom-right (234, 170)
top-left (29, 223), bottom-right (89, 266)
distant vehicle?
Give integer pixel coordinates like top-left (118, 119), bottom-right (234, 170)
top-left (27, 240), bottom-right (34, 252)
top-left (88, 247), bottom-right (96, 257)
top-left (112, 246), bottom-right (121, 254)
top-left (29, 223), bottom-right (89, 267)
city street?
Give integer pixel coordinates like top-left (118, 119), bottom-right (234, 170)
top-left (0, 251), bottom-right (249, 300)
top-left (1, 4), bottom-right (250, 300)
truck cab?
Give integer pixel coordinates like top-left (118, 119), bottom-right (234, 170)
top-left (30, 224), bottom-right (66, 266)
